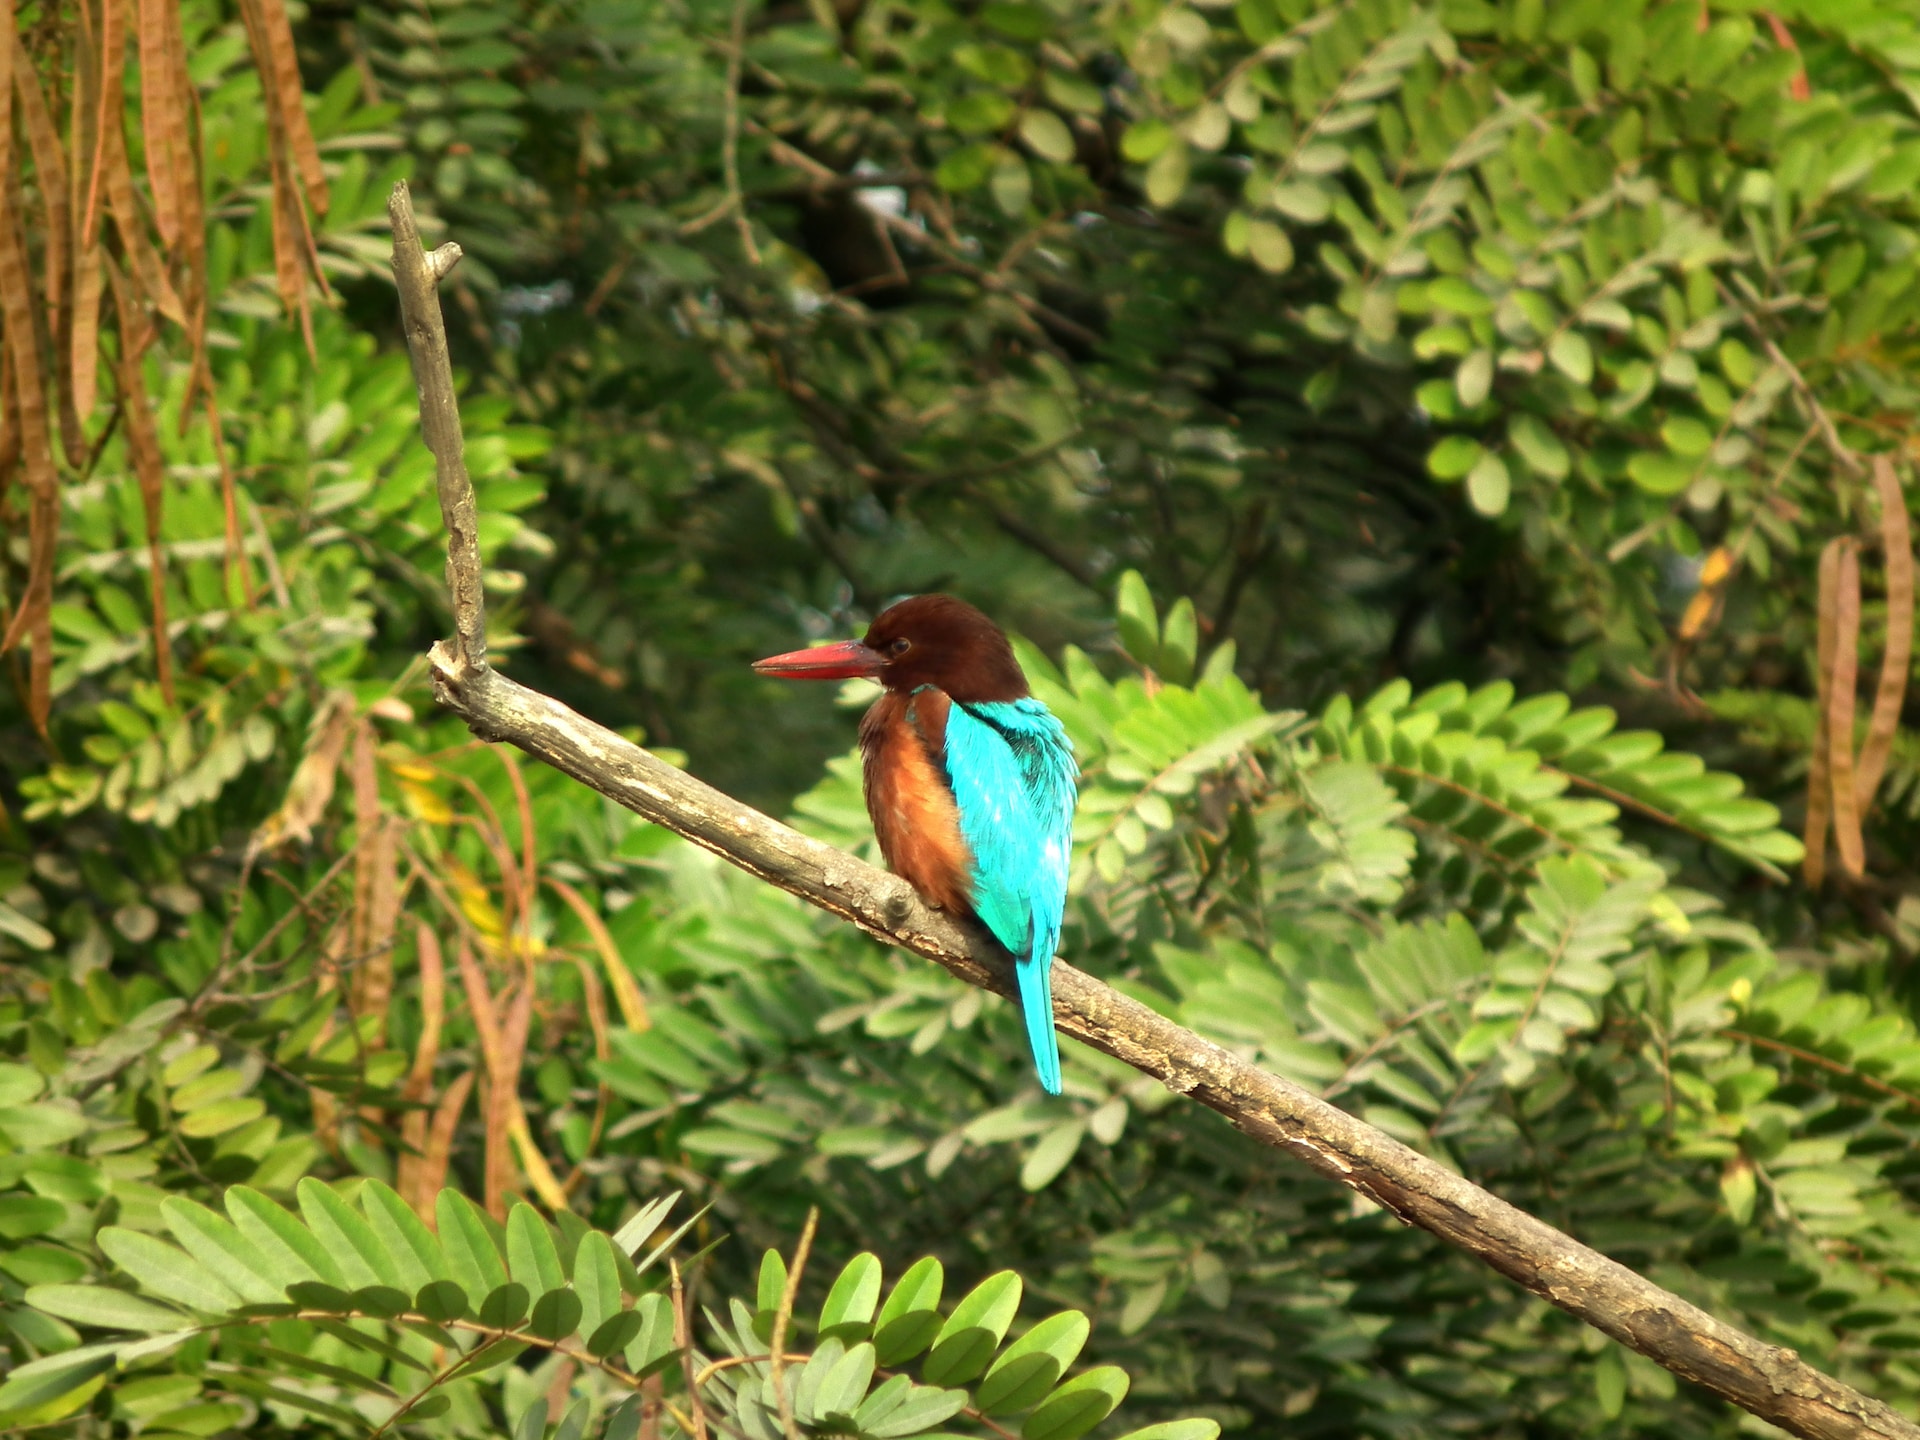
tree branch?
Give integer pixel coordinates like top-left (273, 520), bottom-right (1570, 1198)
top-left (387, 182), bottom-right (1920, 1440)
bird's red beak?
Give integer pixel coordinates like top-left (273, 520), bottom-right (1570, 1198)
top-left (751, 639), bottom-right (885, 681)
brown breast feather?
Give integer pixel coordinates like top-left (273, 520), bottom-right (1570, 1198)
top-left (860, 690), bottom-right (973, 913)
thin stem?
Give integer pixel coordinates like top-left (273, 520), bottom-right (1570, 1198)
top-left (770, 1205), bottom-right (818, 1440)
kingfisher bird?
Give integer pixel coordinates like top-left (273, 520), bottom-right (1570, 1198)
top-left (754, 596), bottom-right (1079, 1094)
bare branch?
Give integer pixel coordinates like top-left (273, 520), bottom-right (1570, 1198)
top-left (388, 182), bottom-right (1920, 1440)
top-left (388, 183), bottom-right (486, 674)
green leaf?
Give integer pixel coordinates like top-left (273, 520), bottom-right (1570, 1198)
top-left (605, 1398), bottom-right (643, 1440)
top-left (1547, 329), bottom-right (1593, 384)
top-left (992, 153), bottom-right (1033, 217)
top-left (625, 1291), bottom-right (678, 1376)
top-left (437, 1189), bottom-right (509, 1299)
top-left (0, 1350), bottom-right (115, 1418)
top-left (611, 1191), bottom-right (681, 1260)
top-left (756, 1247), bottom-right (788, 1339)
top-left (349, 1284), bottom-right (411, 1318)
top-left (311, 1316), bottom-right (430, 1372)
top-left (865, 1384), bottom-right (969, 1438)
top-left (923, 1270), bottom-right (1022, 1386)
top-left (575, 1231), bottom-right (623, 1337)
top-left (1269, 183), bottom-right (1330, 222)
top-left (1116, 570), bottom-right (1160, 664)
top-left (479, 1281), bottom-right (531, 1330)
top-left (1120, 119), bottom-right (1172, 164)
top-left (97, 1228), bottom-right (240, 1314)
top-left (161, 1197), bottom-right (286, 1305)
top-left (936, 142), bottom-right (996, 193)
top-left (1022, 1365), bottom-right (1130, 1440)
top-left (1145, 142), bottom-right (1190, 208)
top-left (874, 1256), bottom-right (945, 1365)
top-left (1112, 1423), bottom-right (1222, 1440)
top-left (0, 1194), bottom-right (67, 1239)
top-left (249, 1351), bottom-right (399, 1405)
top-left (177, 1097), bottom-right (266, 1137)
top-left (1428, 277), bottom-right (1492, 316)
top-left (359, 1180), bottom-right (448, 1294)
top-left (1246, 220), bottom-right (1294, 274)
top-left (1661, 415), bottom-right (1713, 456)
top-left (416, 1279), bottom-right (470, 1322)
top-left (556, 1397), bottom-right (591, 1440)
top-left (1020, 1120), bottom-right (1084, 1191)
top-left (976, 1311), bottom-right (1090, 1414)
top-left (1466, 451), bottom-right (1510, 517)
top-left (1626, 451), bottom-right (1694, 495)
top-left (295, 1178), bottom-right (387, 1290)
top-left (819, 1251), bottom-right (883, 1339)
top-left (286, 1280), bottom-right (356, 1312)
top-left (1722, 1160), bottom-right (1758, 1226)
top-left (1159, 598), bottom-right (1198, 684)
top-left (813, 1339), bottom-right (878, 1420)
top-left (1427, 435), bottom-right (1482, 481)
top-left (445, 1337), bottom-right (530, 1381)
top-left (506, 1203), bottom-right (567, 1296)
top-left (1508, 413), bottom-right (1569, 479)
top-left (0, 1062), bottom-right (43, 1105)
top-left (588, 1309), bottom-right (644, 1358)
top-left (1019, 109), bottom-right (1076, 164)
top-left (26, 1284), bottom-right (192, 1333)
top-left (529, 1287), bottom-right (584, 1342)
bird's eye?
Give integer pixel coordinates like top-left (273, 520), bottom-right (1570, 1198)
top-left (889, 638), bottom-right (912, 656)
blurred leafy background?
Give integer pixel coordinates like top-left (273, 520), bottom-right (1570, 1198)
top-left (8, 0), bottom-right (1920, 1436)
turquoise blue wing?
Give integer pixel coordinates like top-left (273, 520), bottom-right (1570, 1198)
top-left (942, 698), bottom-right (1077, 1094)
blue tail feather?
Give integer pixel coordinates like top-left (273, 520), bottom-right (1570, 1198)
top-left (939, 696), bottom-right (1077, 1096)
top-left (1016, 952), bottom-right (1062, 1096)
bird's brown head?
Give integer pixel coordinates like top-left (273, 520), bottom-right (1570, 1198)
top-left (752, 594), bottom-right (1029, 703)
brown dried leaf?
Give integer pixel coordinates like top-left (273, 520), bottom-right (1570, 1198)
top-left (0, 349), bottom-right (17, 486)
top-left (82, 0), bottom-right (126, 250)
top-left (453, 935), bottom-right (514, 1218)
top-left (136, 0), bottom-right (182, 248)
top-left (396, 921), bottom-right (447, 1210)
top-left (68, 242), bottom-right (101, 421)
top-left (348, 722), bottom-right (400, 1023)
top-left (102, 115), bottom-right (185, 326)
top-left (67, 0), bottom-right (103, 429)
top-left (545, 875), bottom-right (650, 1033)
top-left (253, 0), bottom-right (328, 216)
top-left (415, 1068), bottom-right (474, 1224)
top-left (15, 53), bottom-right (69, 348)
top-left (107, 261), bottom-right (175, 706)
top-left (249, 689), bottom-right (356, 853)
top-left (158, 0), bottom-right (207, 417)
top-left (1856, 456), bottom-right (1913, 813)
top-left (1829, 539), bottom-right (1865, 879)
top-left (1805, 538), bottom-right (1842, 888)
top-left (269, 157), bottom-right (314, 356)
top-left (0, 11), bottom-right (62, 733)
top-left (496, 967), bottom-right (535, 1203)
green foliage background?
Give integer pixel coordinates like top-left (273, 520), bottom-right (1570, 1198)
top-left (8, 0), bottom-right (1920, 1436)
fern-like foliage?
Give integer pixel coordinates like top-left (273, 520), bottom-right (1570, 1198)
top-left (1321, 679), bottom-right (1802, 883)
top-left (9, 1180), bottom-right (1213, 1440)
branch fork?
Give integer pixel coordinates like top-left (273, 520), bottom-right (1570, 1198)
top-left (386, 182), bottom-right (1920, 1440)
